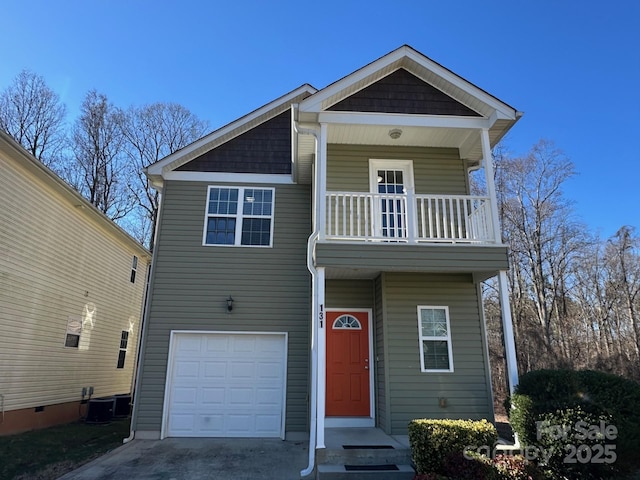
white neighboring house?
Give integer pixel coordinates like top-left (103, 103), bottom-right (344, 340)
top-left (0, 131), bottom-right (150, 435)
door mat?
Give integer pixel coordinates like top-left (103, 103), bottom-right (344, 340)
top-left (344, 464), bottom-right (400, 471)
top-left (342, 445), bottom-right (395, 449)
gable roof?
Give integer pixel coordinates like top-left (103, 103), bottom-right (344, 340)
top-left (299, 44), bottom-right (519, 121)
top-left (146, 45), bottom-right (521, 184)
top-left (145, 84), bottom-right (317, 187)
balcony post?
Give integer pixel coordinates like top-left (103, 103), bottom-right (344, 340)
top-left (405, 187), bottom-right (417, 243)
top-left (480, 128), bottom-right (502, 243)
top-left (318, 123), bottom-right (328, 242)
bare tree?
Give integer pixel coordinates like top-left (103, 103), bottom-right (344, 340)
top-left (496, 140), bottom-right (589, 369)
top-left (606, 226), bottom-right (640, 359)
top-left (120, 102), bottom-right (208, 249)
top-left (69, 90), bottom-right (133, 221)
top-left (0, 70), bottom-right (67, 167)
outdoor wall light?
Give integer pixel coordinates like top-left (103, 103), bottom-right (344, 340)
top-left (226, 295), bottom-right (234, 312)
top-left (388, 128), bottom-right (402, 139)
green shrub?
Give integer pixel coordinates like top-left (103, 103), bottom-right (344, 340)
top-left (408, 418), bottom-right (498, 474)
top-left (507, 369), bottom-right (640, 478)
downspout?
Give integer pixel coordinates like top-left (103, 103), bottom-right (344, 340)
top-left (293, 106), bottom-right (321, 477)
top-left (123, 191), bottom-right (164, 444)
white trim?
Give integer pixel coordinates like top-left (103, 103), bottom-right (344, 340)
top-left (161, 330), bottom-right (289, 440)
top-left (147, 85), bottom-right (317, 176)
top-left (319, 111), bottom-right (490, 129)
top-left (369, 159), bottom-right (415, 193)
top-left (316, 267), bottom-right (326, 448)
top-left (417, 305), bottom-right (454, 373)
top-left (164, 171), bottom-right (294, 185)
top-left (201, 186), bottom-right (275, 248)
top-left (369, 159), bottom-right (415, 239)
top-left (318, 123), bottom-right (328, 242)
top-left (325, 308), bottom-right (375, 423)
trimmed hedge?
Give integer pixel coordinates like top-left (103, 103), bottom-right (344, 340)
top-left (408, 418), bottom-right (498, 474)
top-left (507, 369), bottom-right (640, 478)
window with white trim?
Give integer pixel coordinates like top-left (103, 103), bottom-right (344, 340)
top-left (203, 186), bottom-right (275, 247)
top-left (418, 306), bottom-right (453, 372)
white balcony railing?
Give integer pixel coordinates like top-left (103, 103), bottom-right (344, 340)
top-left (324, 191), bottom-right (495, 244)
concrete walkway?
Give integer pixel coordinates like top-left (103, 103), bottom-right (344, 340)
top-left (58, 437), bottom-right (309, 480)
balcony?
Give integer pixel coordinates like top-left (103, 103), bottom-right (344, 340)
top-left (324, 191), bottom-right (495, 244)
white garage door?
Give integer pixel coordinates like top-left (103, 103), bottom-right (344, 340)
top-left (164, 332), bottom-right (287, 438)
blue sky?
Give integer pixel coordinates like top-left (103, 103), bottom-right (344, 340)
top-left (1, 0), bottom-right (638, 238)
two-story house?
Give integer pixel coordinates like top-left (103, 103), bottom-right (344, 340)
top-left (133, 45), bottom-right (520, 474)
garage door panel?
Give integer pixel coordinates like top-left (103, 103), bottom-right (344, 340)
top-left (201, 387), bottom-right (225, 405)
top-left (233, 336), bottom-right (257, 353)
top-left (256, 388), bottom-right (282, 406)
top-left (257, 362), bottom-right (283, 379)
top-left (255, 414), bottom-right (282, 434)
top-left (172, 387), bottom-right (198, 404)
top-left (166, 332), bottom-right (286, 438)
top-left (177, 336), bottom-right (202, 354)
top-left (174, 360), bottom-right (200, 378)
top-left (205, 335), bottom-right (230, 352)
top-left (203, 361), bottom-right (227, 379)
top-left (230, 362), bottom-right (255, 379)
top-left (229, 387), bottom-right (254, 405)
top-left (169, 414), bottom-right (196, 433)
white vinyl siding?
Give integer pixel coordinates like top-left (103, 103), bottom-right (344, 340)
top-left (0, 149), bottom-right (148, 412)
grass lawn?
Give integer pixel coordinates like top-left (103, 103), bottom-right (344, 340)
top-left (0, 418), bottom-right (130, 480)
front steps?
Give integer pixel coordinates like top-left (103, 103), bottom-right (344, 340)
top-left (316, 428), bottom-right (414, 480)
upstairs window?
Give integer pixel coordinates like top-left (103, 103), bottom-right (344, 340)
top-left (130, 256), bottom-right (138, 283)
top-left (203, 186), bottom-right (274, 247)
top-left (417, 306), bottom-right (454, 372)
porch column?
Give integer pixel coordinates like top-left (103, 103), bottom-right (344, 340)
top-left (316, 266), bottom-right (326, 448)
top-left (318, 123), bottom-right (328, 242)
top-left (480, 128), bottom-right (502, 243)
top-left (498, 270), bottom-right (519, 395)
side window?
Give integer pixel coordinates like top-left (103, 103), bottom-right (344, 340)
top-left (117, 330), bottom-right (129, 368)
top-left (130, 256), bottom-right (138, 283)
top-left (203, 186), bottom-right (275, 247)
top-left (64, 316), bottom-right (82, 348)
top-left (417, 306), bottom-right (453, 372)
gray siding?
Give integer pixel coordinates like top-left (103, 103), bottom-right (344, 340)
top-left (134, 180), bottom-right (311, 434)
top-left (326, 144), bottom-right (467, 195)
top-left (316, 243), bottom-right (509, 279)
top-left (325, 280), bottom-right (374, 308)
top-left (380, 272), bottom-right (493, 434)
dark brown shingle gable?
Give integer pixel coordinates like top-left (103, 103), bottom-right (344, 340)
top-left (176, 110), bottom-right (291, 174)
top-left (327, 68), bottom-right (481, 116)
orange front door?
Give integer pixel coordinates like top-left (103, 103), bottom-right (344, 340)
top-left (326, 311), bottom-right (370, 417)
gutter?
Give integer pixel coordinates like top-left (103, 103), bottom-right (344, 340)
top-left (293, 108), bottom-right (320, 477)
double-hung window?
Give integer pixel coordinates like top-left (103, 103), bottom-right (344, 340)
top-left (203, 186), bottom-right (275, 247)
top-left (417, 306), bottom-right (454, 372)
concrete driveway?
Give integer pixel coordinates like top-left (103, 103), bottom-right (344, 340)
top-left (58, 437), bottom-right (309, 480)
